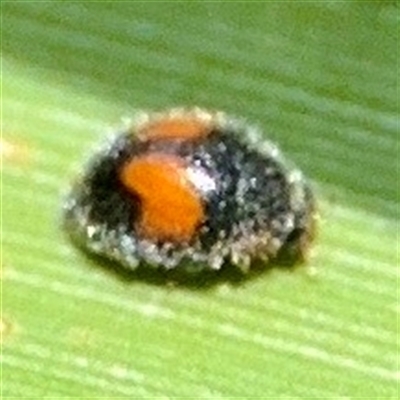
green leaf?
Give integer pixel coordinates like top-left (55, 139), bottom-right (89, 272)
top-left (2, 2), bottom-right (397, 398)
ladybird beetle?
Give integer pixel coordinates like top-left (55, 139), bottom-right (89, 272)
top-left (63, 108), bottom-right (316, 273)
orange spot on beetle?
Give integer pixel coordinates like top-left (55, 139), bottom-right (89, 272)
top-left (120, 153), bottom-right (205, 243)
top-left (139, 117), bottom-right (211, 141)
top-left (0, 316), bottom-right (15, 343)
top-left (0, 137), bottom-right (32, 166)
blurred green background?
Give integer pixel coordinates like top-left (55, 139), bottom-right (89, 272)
top-left (2, 2), bottom-right (398, 398)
